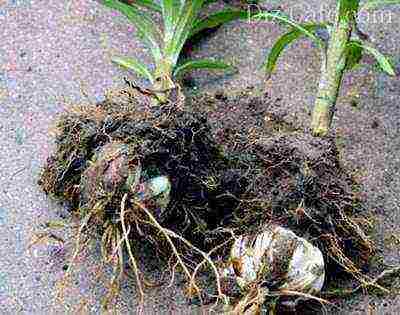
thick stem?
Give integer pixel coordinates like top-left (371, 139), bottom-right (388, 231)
top-left (311, 3), bottom-right (355, 137)
top-left (153, 59), bottom-right (175, 104)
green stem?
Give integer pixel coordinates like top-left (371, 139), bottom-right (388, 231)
top-left (311, 1), bottom-right (357, 137)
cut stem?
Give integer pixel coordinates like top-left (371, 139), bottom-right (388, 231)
top-left (311, 1), bottom-right (357, 136)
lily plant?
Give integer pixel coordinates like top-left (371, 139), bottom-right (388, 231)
top-left (257, 0), bottom-right (398, 136)
top-left (102, 0), bottom-right (250, 103)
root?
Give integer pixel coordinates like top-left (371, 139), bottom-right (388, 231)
top-left (131, 200), bottom-right (203, 303)
top-left (273, 290), bottom-right (333, 307)
top-left (133, 200), bottom-right (229, 306)
top-left (66, 210), bottom-right (93, 275)
top-left (322, 265), bottom-right (400, 298)
top-left (189, 239), bottom-right (232, 293)
top-left (229, 286), bottom-right (268, 315)
top-left (120, 194), bottom-right (145, 307)
top-left (228, 285), bottom-right (334, 314)
top-left (324, 234), bottom-right (389, 294)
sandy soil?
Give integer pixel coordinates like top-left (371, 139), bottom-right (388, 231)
top-left (0, 0), bottom-right (399, 314)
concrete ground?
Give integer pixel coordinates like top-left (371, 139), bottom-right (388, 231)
top-left (0, 0), bottom-right (399, 314)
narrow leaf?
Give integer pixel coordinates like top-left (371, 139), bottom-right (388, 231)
top-left (129, 0), bottom-right (162, 12)
top-left (344, 40), bottom-right (363, 70)
top-left (362, 0), bottom-right (400, 10)
top-left (354, 42), bottom-right (396, 75)
top-left (164, 0), bottom-right (205, 64)
top-left (263, 23), bottom-right (327, 77)
top-left (103, 0), bottom-right (162, 61)
top-left (161, 0), bottom-right (183, 45)
top-left (173, 59), bottom-right (237, 78)
top-left (190, 9), bottom-right (249, 38)
top-left (112, 56), bottom-right (155, 82)
top-left (255, 12), bottom-right (325, 49)
top-left (338, 0), bottom-right (360, 17)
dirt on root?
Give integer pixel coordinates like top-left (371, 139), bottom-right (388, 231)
top-left (189, 88), bottom-right (374, 272)
top-left (38, 86), bottom-right (375, 311)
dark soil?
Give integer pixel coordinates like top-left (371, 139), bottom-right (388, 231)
top-left (38, 86), bottom-right (376, 312)
top-left (189, 89), bottom-right (374, 275)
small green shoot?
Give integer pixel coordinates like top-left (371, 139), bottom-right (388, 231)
top-left (102, 0), bottom-right (248, 102)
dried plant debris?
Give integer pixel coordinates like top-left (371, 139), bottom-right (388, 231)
top-left (39, 88), bottom-right (383, 313)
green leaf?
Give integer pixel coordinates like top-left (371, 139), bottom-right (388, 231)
top-left (362, 0), bottom-right (400, 10)
top-left (354, 42), bottom-right (396, 76)
top-left (263, 23), bottom-right (327, 78)
top-left (338, 0), bottom-right (360, 18)
top-left (164, 0), bottom-right (205, 64)
top-left (112, 56), bottom-right (155, 82)
top-left (344, 40), bottom-right (363, 70)
top-left (161, 0), bottom-right (183, 45)
top-left (255, 11), bottom-right (325, 49)
top-left (103, 0), bottom-right (162, 61)
top-left (190, 9), bottom-right (249, 38)
top-left (132, 0), bottom-right (162, 13)
top-left (173, 59), bottom-right (237, 78)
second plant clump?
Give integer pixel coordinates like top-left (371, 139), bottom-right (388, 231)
top-left (259, 0), bottom-right (397, 136)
